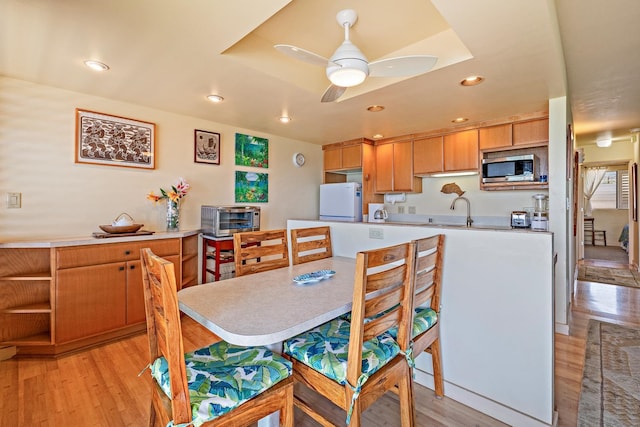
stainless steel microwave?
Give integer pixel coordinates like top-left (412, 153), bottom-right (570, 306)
top-left (201, 206), bottom-right (261, 237)
top-left (482, 154), bottom-right (537, 183)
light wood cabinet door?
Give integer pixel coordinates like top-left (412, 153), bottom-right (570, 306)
top-left (393, 141), bottom-right (414, 191)
top-left (413, 136), bottom-right (443, 174)
top-left (479, 124), bottom-right (512, 150)
top-left (126, 255), bottom-right (180, 325)
top-left (444, 130), bottom-right (479, 172)
top-left (56, 263), bottom-right (126, 343)
top-left (323, 148), bottom-right (342, 171)
top-left (375, 144), bottom-right (394, 192)
top-left (341, 145), bottom-right (362, 169)
top-left (513, 118), bottom-right (549, 145)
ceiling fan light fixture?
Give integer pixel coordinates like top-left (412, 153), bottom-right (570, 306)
top-left (596, 138), bottom-right (612, 148)
top-left (328, 66), bottom-right (367, 87)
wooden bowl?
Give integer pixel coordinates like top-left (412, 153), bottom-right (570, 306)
top-left (99, 224), bottom-right (144, 234)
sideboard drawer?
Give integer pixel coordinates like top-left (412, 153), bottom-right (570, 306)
top-left (56, 239), bottom-right (180, 269)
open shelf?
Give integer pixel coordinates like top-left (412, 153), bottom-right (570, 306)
top-left (2, 332), bottom-right (52, 346)
top-left (1, 272), bottom-right (52, 281)
top-left (3, 302), bottom-right (51, 314)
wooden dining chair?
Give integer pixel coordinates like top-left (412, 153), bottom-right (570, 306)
top-left (409, 235), bottom-right (445, 397)
top-left (233, 229), bottom-right (290, 276)
top-left (284, 242), bottom-right (417, 427)
top-left (140, 248), bottom-right (294, 427)
top-left (290, 226), bottom-right (333, 265)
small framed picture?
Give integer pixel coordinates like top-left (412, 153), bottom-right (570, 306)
top-left (194, 129), bottom-right (220, 165)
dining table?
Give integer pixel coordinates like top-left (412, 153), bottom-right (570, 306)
top-left (177, 256), bottom-right (356, 426)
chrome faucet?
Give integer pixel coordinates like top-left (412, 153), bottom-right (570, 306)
top-left (450, 196), bottom-right (473, 227)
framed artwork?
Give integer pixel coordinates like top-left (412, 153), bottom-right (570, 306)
top-left (235, 171), bottom-right (268, 203)
top-left (194, 129), bottom-right (220, 164)
top-left (235, 133), bottom-right (268, 168)
top-left (75, 109), bottom-right (155, 169)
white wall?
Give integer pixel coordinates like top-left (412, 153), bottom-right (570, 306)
top-left (0, 77), bottom-right (322, 241)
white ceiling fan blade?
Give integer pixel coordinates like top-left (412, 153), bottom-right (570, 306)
top-left (274, 44), bottom-right (329, 67)
top-left (321, 84), bottom-right (347, 103)
top-left (368, 55), bottom-right (438, 78)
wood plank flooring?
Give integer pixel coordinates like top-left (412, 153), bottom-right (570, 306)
top-left (1, 261), bottom-right (639, 426)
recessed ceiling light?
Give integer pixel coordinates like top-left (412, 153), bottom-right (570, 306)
top-left (452, 117), bottom-right (468, 123)
top-left (207, 94), bottom-right (224, 103)
top-left (367, 105), bottom-right (385, 112)
top-left (460, 76), bottom-right (484, 86)
top-left (84, 60), bottom-right (109, 71)
top-left (372, 134), bottom-right (384, 139)
top-left (279, 116), bottom-right (291, 123)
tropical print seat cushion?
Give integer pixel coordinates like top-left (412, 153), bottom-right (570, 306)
top-left (150, 341), bottom-right (292, 427)
top-left (283, 317), bottom-right (400, 385)
top-left (388, 306), bottom-right (438, 340)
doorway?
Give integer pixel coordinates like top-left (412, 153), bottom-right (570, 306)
top-left (578, 162), bottom-right (632, 267)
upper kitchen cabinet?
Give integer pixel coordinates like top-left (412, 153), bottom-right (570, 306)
top-left (322, 138), bottom-right (383, 215)
top-left (479, 117), bottom-right (549, 151)
top-left (375, 138), bottom-right (422, 193)
top-left (513, 118), bottom-right (549, 146)
top-left (413, 135), bottom-right (444, 174)
top-left (443, 129), bottom-right (479, 172)
top-left (479, 124), bottom-right (512, 150)
top-left (323, 140), bottom-right (364, 172)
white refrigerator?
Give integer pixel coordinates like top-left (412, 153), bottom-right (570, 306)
top-left (319, 182), bottom-right (362, 222)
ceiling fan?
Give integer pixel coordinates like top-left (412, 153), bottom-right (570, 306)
top-left (275, 9), bottom-right (438, 102)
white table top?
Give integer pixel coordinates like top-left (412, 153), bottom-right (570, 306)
top-left (178, 256), bottom-right (356, 346)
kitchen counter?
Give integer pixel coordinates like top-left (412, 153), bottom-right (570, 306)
top-left (0, 229), bottom-right (200, 248)
top-left (288, 219), bottom-right (555, 427)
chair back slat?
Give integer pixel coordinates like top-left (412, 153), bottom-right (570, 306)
top-left (140, 248), bottom-right (192, 424)
top-left (234, 229), bottom-right (290, 276)
top-left (413, 235), bottom-right (445, 312)
top-left (347, 242), bottom-right (415, 385)
top-left (290, 226), bottom-right (333, 265)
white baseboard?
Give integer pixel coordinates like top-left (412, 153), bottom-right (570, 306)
top-left (555, 322), bottom-right (570, 335)
top-left (414, 369), bottom-right (555, 427)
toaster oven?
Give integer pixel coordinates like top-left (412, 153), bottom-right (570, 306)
top-left (201, 205), bottom-right (261, 237)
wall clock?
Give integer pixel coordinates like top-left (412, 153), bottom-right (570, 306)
top-left (293, 152), bottom-right (306, 167)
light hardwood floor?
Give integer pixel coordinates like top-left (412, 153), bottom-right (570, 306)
top-left (1, 260), bottom-right (638, 426)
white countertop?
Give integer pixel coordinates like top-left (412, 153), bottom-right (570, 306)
top-left (0, 229), bottom-right (200, 248)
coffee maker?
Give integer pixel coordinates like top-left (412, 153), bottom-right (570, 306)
top-left (368, 203), bottom-right (388, 223)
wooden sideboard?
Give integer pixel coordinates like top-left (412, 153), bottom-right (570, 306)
top-left (0, 231), bottom-right (198, 357)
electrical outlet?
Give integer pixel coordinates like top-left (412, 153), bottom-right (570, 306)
top-left (408, 206), bottom-right (416, 214)
top-left (397, 206), bottom-right (405, 214)
top-left (369, 228), bottom-right (384, 239)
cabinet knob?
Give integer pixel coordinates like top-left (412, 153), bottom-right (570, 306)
top-left (124, 250), bottom-right (131, 255)
top-left (130, 265), bottom-right (135, 270)
top-left (119, 266), bottom-right (125, 271)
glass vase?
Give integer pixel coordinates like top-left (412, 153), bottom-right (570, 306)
top-left (166, 199), bottom-right (180, 232)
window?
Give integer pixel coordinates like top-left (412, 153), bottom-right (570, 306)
top-left (590, 169), bottom-right (629, 210)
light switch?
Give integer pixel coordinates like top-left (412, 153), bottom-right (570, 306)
top-left (7, 192), bottom-right (21, 208)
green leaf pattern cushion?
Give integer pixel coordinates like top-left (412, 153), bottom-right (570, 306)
top-left (388, 306), bottom-right (438, 340)
top-left (283, 317), bottom-right (400, 385)
top-left (150, 341), bottom-right (292, 427)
